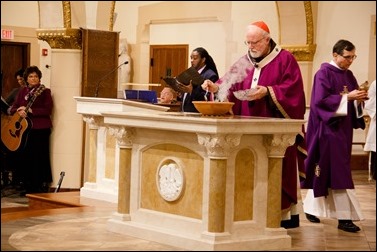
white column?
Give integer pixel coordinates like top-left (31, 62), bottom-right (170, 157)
top-left (50, 49), bottom-right (84, 189)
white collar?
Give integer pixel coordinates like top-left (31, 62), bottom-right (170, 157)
top-left (197, 65), bottom-right (206, 74)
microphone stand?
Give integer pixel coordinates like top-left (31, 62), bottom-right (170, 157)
top-left (94, 61), bottom-right (129, 97)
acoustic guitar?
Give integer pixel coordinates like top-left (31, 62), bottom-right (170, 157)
top-left (1, 84), bottom-right (45, 152)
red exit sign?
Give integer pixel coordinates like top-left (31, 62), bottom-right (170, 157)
top-left (1, 29), bottom-right (14, 40)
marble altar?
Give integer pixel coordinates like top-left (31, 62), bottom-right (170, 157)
top-left (101, 111), bottom-right (305, 250)
top-left (74, 96), bottom-right (169, 202)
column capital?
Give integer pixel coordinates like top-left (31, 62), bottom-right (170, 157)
top-left (36, 28), bottom-right (82, 49)
top-left (108, 126), bottom-right (135, 147)
top-left (83, 115), bottom-right (102, 129)
top-left (263, 134), bottom-right (296, 157)
top-left (197, 133), bottom-right (241, 158)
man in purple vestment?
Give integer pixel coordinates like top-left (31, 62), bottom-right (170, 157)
top-left (203, 21), bottom-right (306, 229)
top-left (301, 39), bottom-right (368, 233)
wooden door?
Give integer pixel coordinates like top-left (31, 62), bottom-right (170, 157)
top-left (149, 45), bottom-right (188, 96)
top-left (1, 42), bottom-right (30, 99)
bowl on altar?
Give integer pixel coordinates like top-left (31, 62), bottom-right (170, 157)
top-left (192, 101), bottom-right (234, 116)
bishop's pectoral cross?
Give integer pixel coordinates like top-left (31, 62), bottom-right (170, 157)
top-left (340, 85), bottom-right (349, 95)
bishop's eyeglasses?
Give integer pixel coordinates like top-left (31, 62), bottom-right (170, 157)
top-left (244, 37), bottom-right (265, 46)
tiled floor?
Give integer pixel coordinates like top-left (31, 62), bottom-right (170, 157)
top-left (1, 170), bottom-right (375, 251)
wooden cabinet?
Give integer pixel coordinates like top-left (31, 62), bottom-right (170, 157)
top-left (81, 29), bottom-right (119, 98)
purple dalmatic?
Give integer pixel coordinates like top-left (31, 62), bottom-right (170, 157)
top-left (301, 62), bottom-right (365, 197)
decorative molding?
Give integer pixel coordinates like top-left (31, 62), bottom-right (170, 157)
top-left (282, 1), bottom-right (317, 61)
top-left (109, 1), bottom-right (116, 31)
top-left (282, 43), bottom-right (317, 61)
top-left (83, 115), bottom-right (101, 129)
top-left (263, 134), bottom-right (296, 157)
top-left (108, 126), bottom-right (135, 147)
top-left (36, 28), bottom-right (82, 49)
top-left (279, 1), bottom-right (317, 61)
top-left (304, 1), bottom-right (314, 45)
top-left (197, 133), bottom-right (241, 158)
top-left (62, 1), bottom-right (71, 28)
top-left (156, 160), bottom-right (185, 202)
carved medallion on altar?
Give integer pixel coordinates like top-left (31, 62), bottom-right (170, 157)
top-left (156, 158), bottom-right (185, 202)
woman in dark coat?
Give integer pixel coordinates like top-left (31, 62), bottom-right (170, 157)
top-left (9, 65), bottom-right (53, 194)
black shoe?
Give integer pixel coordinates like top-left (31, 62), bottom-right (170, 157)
top-left (305, 213), bottom-right (320, 223)
top-left (338, 222), bottom-right (361, 232)
top-left (281, 214), bottom-right (300, 229)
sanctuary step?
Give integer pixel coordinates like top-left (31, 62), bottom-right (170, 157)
top-left (1, 191), bottom-right (117, 222)
top-left (27, 191), bottom-right (84, 210)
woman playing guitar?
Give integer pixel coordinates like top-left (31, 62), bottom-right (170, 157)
top-left (5, 65), bottom-right (53, 195)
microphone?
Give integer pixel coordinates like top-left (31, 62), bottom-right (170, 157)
top-left (94, 61), bottom-right (129, 97)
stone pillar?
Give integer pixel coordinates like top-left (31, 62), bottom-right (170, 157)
top-left (198, 133), bottom-right (241, 233)
top-left (263, 134), bottom-right (295, 228)
top-left (108, 126), bottom-right (135, 220)
top-left (207, 158), bottom-right (227, 232)
top-left (83, 116), bottom-right (101, 183)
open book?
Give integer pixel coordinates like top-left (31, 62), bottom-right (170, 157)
top-left (163, 67), bottom-right (205, 93)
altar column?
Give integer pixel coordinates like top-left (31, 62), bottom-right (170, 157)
top-left (208, 158), bottom-right (227, 232)
top-left (83, 116), bottom-right (101, 183)
top-left (263, 134), bottom-right (296, 228)
top-left (108, 126), bottom-right (135, 220)
top-left (198, 133), bottom-right (241, 233)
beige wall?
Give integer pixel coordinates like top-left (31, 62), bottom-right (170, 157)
top-left (314, 1), bottom-right (375, 85)
top-left (2, 1), bottom-right (375, 90)
top-left (1, 1), bottom-right (376, 189)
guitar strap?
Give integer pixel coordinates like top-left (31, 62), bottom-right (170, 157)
top-left (25, 85), bottom-right (45, 111)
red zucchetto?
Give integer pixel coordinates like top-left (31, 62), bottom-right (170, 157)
top-left (251, 21), bottom-right (270, 34)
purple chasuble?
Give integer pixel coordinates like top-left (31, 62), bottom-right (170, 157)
top-left (301, 63), bottom-right (366, 197)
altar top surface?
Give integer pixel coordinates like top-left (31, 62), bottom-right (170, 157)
top-left (101, 111), bottom-right (306, 135)
top-left (74, 96), bottom-right (169, 114)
